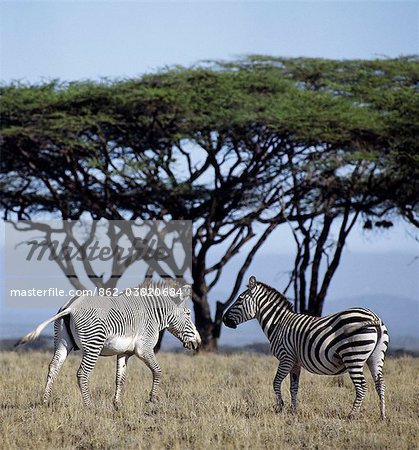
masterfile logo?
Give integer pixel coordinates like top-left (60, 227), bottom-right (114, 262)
top-left (4, 219), bottom-right (192, 307)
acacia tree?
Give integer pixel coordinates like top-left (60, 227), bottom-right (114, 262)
top-left (1, 57), bottom-right (418, 349)
top-left (279, 152), bottom-right (377, 315)
top-left (218, 56), bottom-right (419, 316)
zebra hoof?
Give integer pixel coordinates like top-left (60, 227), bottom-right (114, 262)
top-left (145, 398), bottom-right (160, 415)
top-left (275, 402), bottom-right (284, 414)
top-left (148, 395), bottom-right (159, 404)
top-left (275, 398), bottom-right (284, 414)
top-left (113, 400), bottom-right (122, 411)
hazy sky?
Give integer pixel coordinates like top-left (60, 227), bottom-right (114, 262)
top-left (1, 1), bottom-right (417, 83)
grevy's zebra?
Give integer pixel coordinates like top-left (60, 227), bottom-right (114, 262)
top-left (223, 276), bottom-right (389, 419)
top-left (16, 280), bottom-right (201, 408)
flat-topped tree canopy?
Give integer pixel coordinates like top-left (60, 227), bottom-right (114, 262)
top-left (1, 56), bottom-right (418, 349)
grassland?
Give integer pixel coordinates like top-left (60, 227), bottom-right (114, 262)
top-left (0, 351), bottom-right (418, 449)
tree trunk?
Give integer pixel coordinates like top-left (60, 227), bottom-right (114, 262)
top-left (306, 297), bottom-right (323, 317)
top-left (192, 281), bottom-right (218, 352)
top-left (311, 300), bottom-right (324, 317)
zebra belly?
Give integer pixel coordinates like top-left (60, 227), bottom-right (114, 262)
top-left (300, 357), bottom-right (347, 376)
top-left (299, 334), bottom-right (349, 375)
top-left (101, 336), bottom-right (137, 356)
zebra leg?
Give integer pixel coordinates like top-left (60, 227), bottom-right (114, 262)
top-left (43, 344), bottom-right (72, 404)
top-left (289, 364), bottom-right (301, 412)
top-left (273, 359), bottom-right (294, 412)
top-left (113, 354), bottom-right (130, 410)
top-left (369, 367), bottom-right (386, 420)
top-left (345, 364), bottom-right (367, 419)
top-left (367, 345), bottom-right (387, 419)
top-left (137, 350), bottom-right (161, 403)
top-left (77, 351), bottom-right (101, 407)
top-left (44, 320), bottom-right (73, 404)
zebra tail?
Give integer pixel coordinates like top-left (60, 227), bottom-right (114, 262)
top-left (15, 309), bottom-right (71, 347)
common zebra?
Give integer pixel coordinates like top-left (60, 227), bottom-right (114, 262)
top-left (16, 280), bottom-right (201, 408)
top-left (223, 276), bottom-right (389, 419)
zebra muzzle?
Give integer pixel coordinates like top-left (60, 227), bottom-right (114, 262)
top-left (223, 316), bottom-right (237, 329)
top-left (184, 337), bottom-right (200, 350)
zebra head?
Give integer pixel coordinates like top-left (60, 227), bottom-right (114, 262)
top-left (167, 285), bottom-right (201, 350)
top-left (223, 275), bottom-right (258, 329)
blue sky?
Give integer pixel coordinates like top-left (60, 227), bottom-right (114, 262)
top-left (1, 1), bottom-right (417, 83)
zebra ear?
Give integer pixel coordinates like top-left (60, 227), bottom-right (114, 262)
top-left (179, 284), bottom-right (192, 303)
top-left (249, 276), bottom-right (257, 290)
top-left (171, 284), bottom-right (190, 306)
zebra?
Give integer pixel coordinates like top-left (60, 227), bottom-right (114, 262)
top-left (16, 280), bottom-right (201, 408)
top-left (223, 276), bottom-right (389, 419)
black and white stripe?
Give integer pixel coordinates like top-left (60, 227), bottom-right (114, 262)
top-left (223, 276), bottom-right (389, 419)
top-left (16, 280), bottom-right (201, 408)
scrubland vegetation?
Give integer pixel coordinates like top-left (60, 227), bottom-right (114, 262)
top-left (0, 351), bottom-right (418, 449)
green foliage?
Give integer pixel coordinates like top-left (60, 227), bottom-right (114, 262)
top-left (3, 57), bottom-right (416, 143)
top-left (1, 56), bottom-right (418, 222)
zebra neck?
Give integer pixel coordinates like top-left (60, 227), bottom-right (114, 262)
top-left (147, 302), bottom-right (171, 331)
top-left (256, 302), bottom-right (294, 336)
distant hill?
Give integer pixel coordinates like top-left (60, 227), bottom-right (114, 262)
top-left (0, 335), bottom-right (54, 352)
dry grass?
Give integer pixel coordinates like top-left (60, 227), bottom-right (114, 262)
top-left (0, 351), bottom-right (418, 449)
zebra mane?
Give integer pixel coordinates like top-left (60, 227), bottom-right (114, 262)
top-left (136, 279), bottom-right (187, 290)
top-left (121, 279), bottom-right (190, 306)
top-left (257, 282), bottom-right (294, 311)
